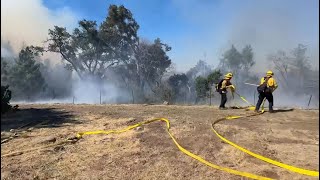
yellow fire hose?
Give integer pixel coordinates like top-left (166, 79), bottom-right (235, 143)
top-left (212, 94), bottom-right (318, 177)
top-left (2, 118), bottom-right (272, 179)
top-left (75, 108), bottom-right (318, 179)
top-left (1, 94), bottom-right (318, 179)
top-left (2, 115), bottom-right (318, 179)
top-left (232, 91), bottom-right (259, 111)
top-left (211, 113), bottom-right (319, 177)
top-left (234, 92), bottom-right (254, 106)
top-left (76, 118), bottom-right (273, 179)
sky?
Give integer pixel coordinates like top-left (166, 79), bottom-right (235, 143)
top-left (1, 0), bottom-right (319, 72)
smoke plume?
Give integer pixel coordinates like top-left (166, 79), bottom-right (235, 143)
top-left (1, 0), bottom-right (78, 61)
top-left (2, 0), bottom-right (319, 108)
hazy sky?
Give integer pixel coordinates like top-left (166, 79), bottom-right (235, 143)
top-left (1, 0), bottom-right (319, 72)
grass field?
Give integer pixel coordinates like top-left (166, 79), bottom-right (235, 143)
top-left (1, 104), bottom-right (319, 180)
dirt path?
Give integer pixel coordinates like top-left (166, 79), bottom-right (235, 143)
top-left (1, 104), bottom-right (319, 180)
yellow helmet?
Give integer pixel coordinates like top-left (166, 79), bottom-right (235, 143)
top-left (224, 72), bottom-right (233, 79)
top-left (266, 70), bottom-right (274, 77)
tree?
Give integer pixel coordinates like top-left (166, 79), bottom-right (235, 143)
top-left (268, 50), bottom-right (290, 90)
top-left (1, 57), bottom-right (11, 85)
top-left (207, 69), bottom-right (222, 86)
top-left (206, 69), bottom-right (223, 101)
top-left (219, 44), bottom-right (256, 75)
top-left (219, 45), bottom-right (243, 86)
top-left (154, 81), bottom-right (173, 104)
top-left (219, 44), bottom-right (257, 94)
top-left (168, 73), bottom-right (189, 103)
top-left (47, 5), bottom-right (139, 80)
top-left (290, 44), bottom-right (311, 90)
top-left (9, 46), bottom-right (46, 100)
top-left (134, 38), bottom-right (171, 91)
top-left (195, 76), bottom-right (209, 102)
top-left (291, 44), bottom-right (310, 70)
top-left (241, 45), bottom-right (255, 72)
top-left (100, 5), bottom-right (140, 62)
top-left (219, 45), bottom-right (242, 73)
top-left (184, 60), bottom-right (212, 103)
top-left (268, 44), bottom-right (311, 93)
top-left (116, 38), bottom-right (172, 102)
top-left (186, 60), bottom-right (212, 80)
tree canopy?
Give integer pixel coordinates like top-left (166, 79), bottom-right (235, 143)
top-left (8, 46), bottom-right (46, 100)
top-left (47, 5), bottom-right (140, 80)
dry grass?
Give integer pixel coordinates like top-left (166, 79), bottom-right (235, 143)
top-left (1, 104), bottom-right (319, 180)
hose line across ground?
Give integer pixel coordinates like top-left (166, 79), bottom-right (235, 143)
top-left (75, 96), bottom-right (319, 179)
top-left (76, 118), bottom-right (273, 180)
top-left (211, 114), bottom-right (319, 177)
top-left (2, 95), bottom-right (318, 179)
top-left (212, 95), bottom-right (319, 177)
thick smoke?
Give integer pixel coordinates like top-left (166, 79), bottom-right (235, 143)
top-left (1, 39), bottom-right (15, 58)
top-left (1, 0), bottom-right (78, 61)
top-left (225, 0), bottom-right (319, 72)
top-left (1, 0), bottom-right (128, 104)
top-left (227, 86), bottom-right (319, 109)
top-left (71, 76), bottom-right (131, 104)
top-left (170, 0), bottom-right (318, 71)
top-left (2, 0), bottom-right (319, 108)
top-left (11, 74), bottom-right (132, 105)
top-left (172, 0), bottom-right (319, 108)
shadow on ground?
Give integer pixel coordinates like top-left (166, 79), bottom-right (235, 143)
top-left (1, 107), bottom-right (81, 132)
top-left (272, 109), bottom-right (294, 113)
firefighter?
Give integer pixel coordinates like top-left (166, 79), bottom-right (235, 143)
top-left (255, 70), bottom-right (278, 113)
top-left (216, 73), bottom-right (235, 109)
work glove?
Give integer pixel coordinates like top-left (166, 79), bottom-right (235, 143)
top-left (228, 85), bottom-right (235, 91)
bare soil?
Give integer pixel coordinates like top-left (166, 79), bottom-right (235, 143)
top-left (1, 104), bottom-right (319, 180)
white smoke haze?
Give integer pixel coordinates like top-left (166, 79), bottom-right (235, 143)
top-left (71, 77), bottom-right (131, 104)
top-left (1, 0), bottom-right (79, 62)
top-left (1, 39), bottom-right (15, 58)
top-left (226, 89), bottom-right (319, 109)
top-left (12, 76), bottom-right (132, 105)
top-left (171, 0), bottom-right (318, 109)
top-left (1, 47), bottom-right (14, 58)
top-left (2, 0), bottom-right (319, 108)
top-left (1, 0), bottom-right (119, 105)
top-left (171, 0), bottom-right (319, 72)
top-left (225, 0), bottom-right (319, 72)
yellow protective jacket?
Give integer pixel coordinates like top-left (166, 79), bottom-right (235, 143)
top-left (220, 79), bottom-right (235, 92)
top-left (260, 76), bottom-right (278, 92)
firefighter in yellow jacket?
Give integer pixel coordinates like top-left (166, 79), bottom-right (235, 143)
top-left (255, 70), bottom-right (278, 113)
top-left (216, 73), bottom-right (235, 109)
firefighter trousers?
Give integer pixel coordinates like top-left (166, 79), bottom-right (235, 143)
top-left (219, 92), bottom-right (227, 108)
top-left (255, 92), bottom-right (273, 111)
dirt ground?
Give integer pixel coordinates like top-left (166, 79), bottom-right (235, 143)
top-left (1, 104), bottom-right (319, 180)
